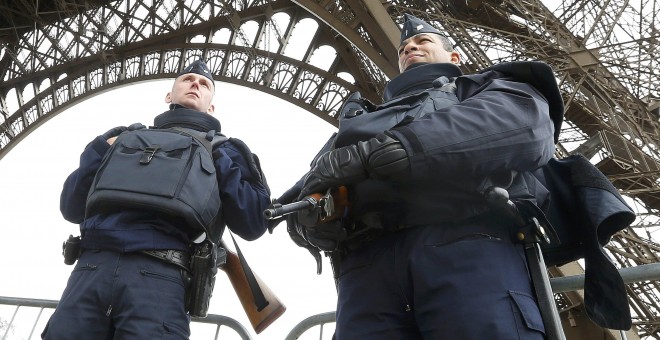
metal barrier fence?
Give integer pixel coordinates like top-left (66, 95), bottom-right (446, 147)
top-left (3, 263), bottom-right (660, 340)
top-left (0, 296), bottom-right (252, 340)
top-left (284, 311), bottom-right (335, 340)
top-left (550, 262), bottom-right (660, 293)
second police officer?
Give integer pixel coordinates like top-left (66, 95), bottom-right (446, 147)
top-left (279, 14), bottom-right (564, 340)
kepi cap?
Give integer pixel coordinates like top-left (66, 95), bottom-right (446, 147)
top-left (178, 60), bottom-right (214, 86)
top-left (400, 13), bottom-right (444, 45)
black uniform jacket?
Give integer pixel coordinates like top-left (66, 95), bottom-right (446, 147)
top-left (334, 62), bottom-right (558, 228)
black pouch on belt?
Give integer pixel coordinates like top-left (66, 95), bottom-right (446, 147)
top-left (62, 235), bottom-right (81, 265)
top-left (186, 240), bottom-right (227, 317)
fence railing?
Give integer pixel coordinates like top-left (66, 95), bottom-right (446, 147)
top-left (3, 263), bottom-right (660, 340)
top-left (0, 296), bottom-right (252, 340)
top-left (284, 311), bottom-right (335, 340)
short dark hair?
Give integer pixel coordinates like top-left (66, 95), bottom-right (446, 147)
top-left (436, 34), bottom-right (454, 52)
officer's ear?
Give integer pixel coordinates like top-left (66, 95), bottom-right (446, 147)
top-left (165, 92), bottom-right (172, 104)
top-left (450, 52), bottom-right (460, 65)
top-left (207, 104), bottom-right (215, 114)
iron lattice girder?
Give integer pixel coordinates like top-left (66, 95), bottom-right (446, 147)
top-left (2, 2), bottom-right (658, 141)
top-left (0, 0), bottom-right (388, 157)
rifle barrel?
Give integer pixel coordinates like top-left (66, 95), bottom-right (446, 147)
top-left (263, 199), bottom-right (315, 219)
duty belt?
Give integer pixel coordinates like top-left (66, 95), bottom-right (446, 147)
top-left (343, 211), bottom-right (515, 251)
top-left (141, 249), bottom-right (191, 272)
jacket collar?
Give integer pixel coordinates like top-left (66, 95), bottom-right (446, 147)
top-left (154, 105), bottom-right (221, 132)
top-left (383, 63), bottom-right (463, 101)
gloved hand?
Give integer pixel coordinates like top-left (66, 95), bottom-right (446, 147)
top-left (302, 221), bottom-right (347, 252)
top-left (101, 126), bottom-right (128, 140)
top-left (287, 213), bottom-right (310, 248)
top-left (286, 214), bottom-right (324, 274)
top-left (298, 132), bottom-right (410, 198)
top-left (287, 212), bottom-right (341, 251)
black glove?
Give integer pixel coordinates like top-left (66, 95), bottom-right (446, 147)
top-left (287, 213), bottom-right (311, 248)
top-left (101, 126), bottom-right (128, 140)
top-left (299, 133), bottom-right (410, 198)
top-left (303, 221), bottom-right (347, 252)
top-left (286, 214), bottom-right (324, 274)
top-left (286, 210), bottom-right (341, 251)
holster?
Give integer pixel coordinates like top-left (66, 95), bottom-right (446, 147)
top-left (185, 240), bottom-right (227, 317)
top-left (62, 235), bottom-right (81, 265)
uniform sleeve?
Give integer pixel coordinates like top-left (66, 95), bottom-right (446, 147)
top-left (390, 73), bottom-right (556, 182)
top-left (214, 141), bottom-right (271, 241)
top-left (60, 136), bottom-right (111, 223)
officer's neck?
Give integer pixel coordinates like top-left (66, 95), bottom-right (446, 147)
top-left (156, 105), bottom-right (221, 132)
top-left (383, 63), bottom-right (463, 100)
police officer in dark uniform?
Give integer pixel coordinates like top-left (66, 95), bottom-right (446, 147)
top-left (279, 14), bottom-right (564, 339)
top-left (42, 60), bottom-right (271, 339)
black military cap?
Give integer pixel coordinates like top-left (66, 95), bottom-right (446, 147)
top-left (400, 13), bottom-right (444, 45)
top-left (178, 60), bottom-right (214, 86)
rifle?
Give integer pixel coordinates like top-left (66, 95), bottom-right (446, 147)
top-left (218, 240), bottom-right (286, 334)
top-left (263, 186), bottom-right (350, 226)
top-left (264, 186), bottom-right (350, 275)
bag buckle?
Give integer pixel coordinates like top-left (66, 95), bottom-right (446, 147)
top-left (140, 145), bottom-right (160, 164)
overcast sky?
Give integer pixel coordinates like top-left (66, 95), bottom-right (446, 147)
top-left (0, 80), bottom-right (339, 340)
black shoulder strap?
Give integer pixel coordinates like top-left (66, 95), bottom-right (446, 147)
top-left (128, 122), bottom-right (147, 131)
top-left (226, 137), bottom-right (271, 196)
top-left (169, 127), bottom-right (228, 154)
top-left (169, 127), bottom-right (229, 242)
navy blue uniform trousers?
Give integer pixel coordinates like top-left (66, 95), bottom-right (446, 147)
top-left (42, 250), bottom-right (190, 340)
top-left (335, 221), bottom-right (546, 340)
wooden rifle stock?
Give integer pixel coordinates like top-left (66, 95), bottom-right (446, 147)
top-left (219, 245), bottom-right (286, 334)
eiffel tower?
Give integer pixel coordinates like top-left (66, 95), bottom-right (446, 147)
top-left (1, 1), bottom-right (658, 339)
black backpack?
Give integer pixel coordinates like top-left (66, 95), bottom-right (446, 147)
top-left (86, 123), bottom-right (227, 239)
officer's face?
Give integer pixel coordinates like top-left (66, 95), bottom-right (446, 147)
top-left (398, 33), bottom-right (460, 72)
top-left (165, 73), bottom-right (215, 113)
